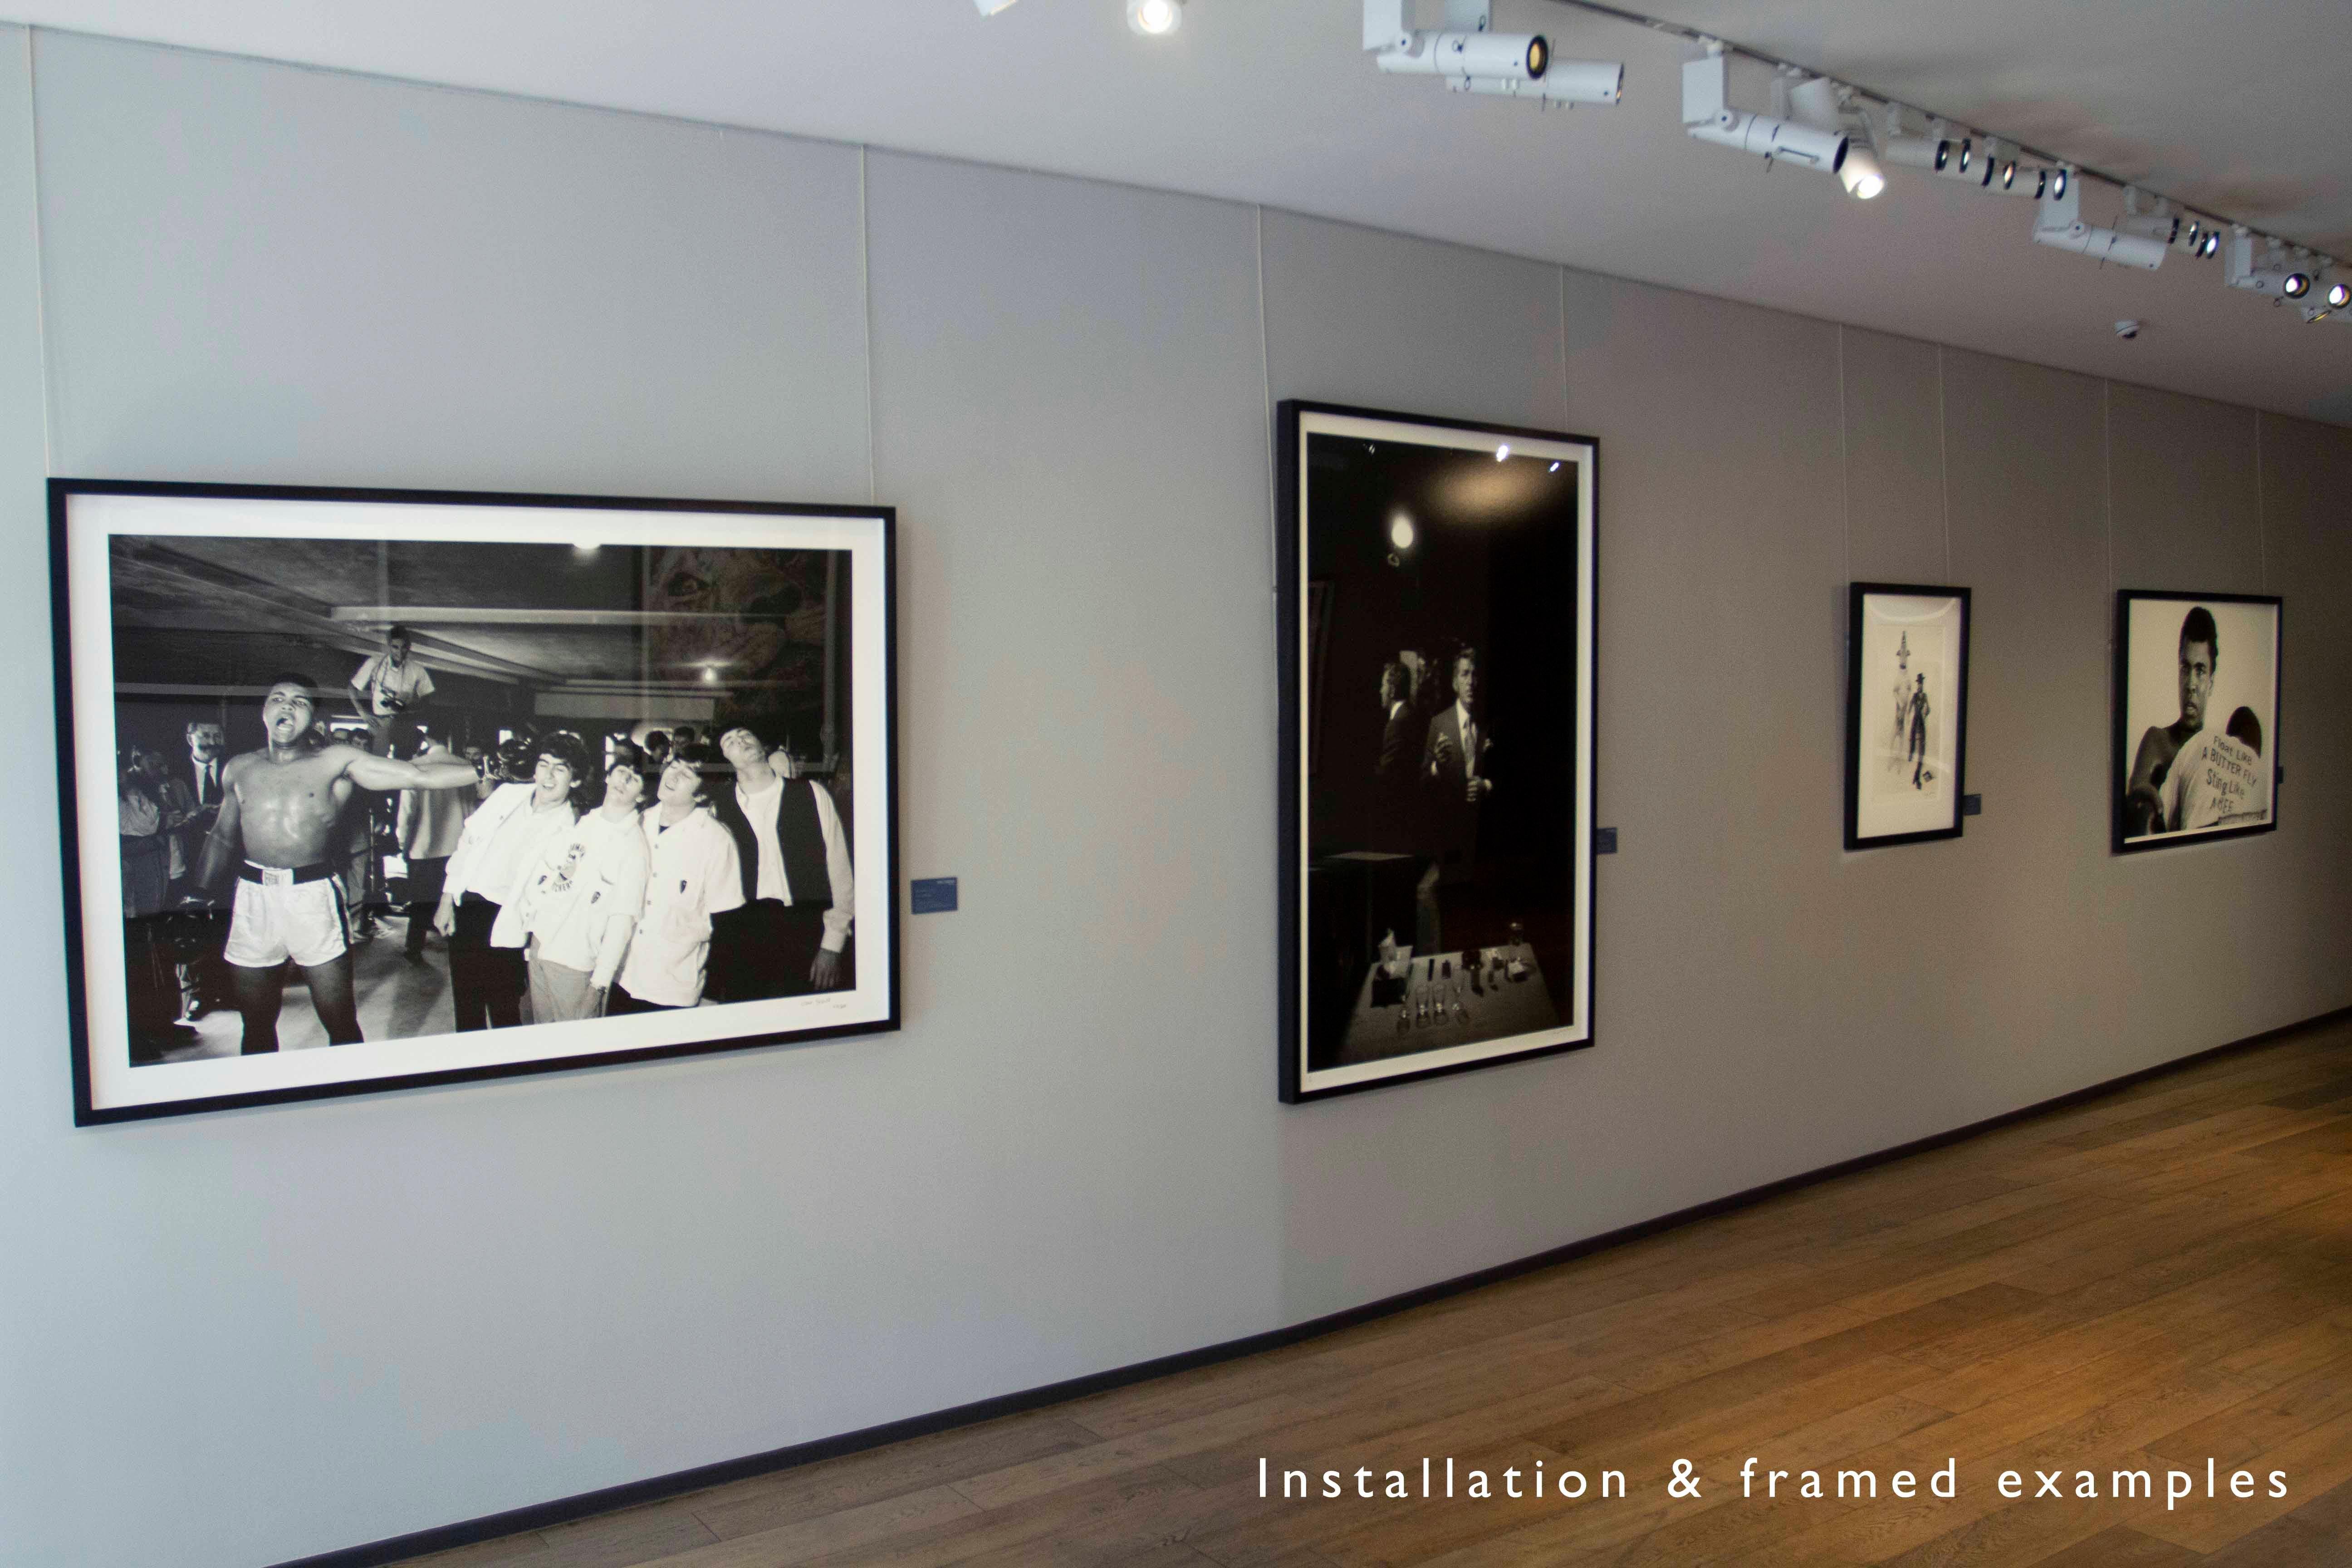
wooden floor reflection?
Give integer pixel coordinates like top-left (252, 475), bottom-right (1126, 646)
top-left (396, 1016), bottom-right (2352, 1568)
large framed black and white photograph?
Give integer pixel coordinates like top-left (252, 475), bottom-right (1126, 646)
top-left (1278, 402), bottom-right (1596, 1103)
top-left (53, 480), bottom-right (897, 1125)
top-left (1844, 583), bottom-right (1971, 850)
top-left (2114, 590), bottom-right (2280, 854)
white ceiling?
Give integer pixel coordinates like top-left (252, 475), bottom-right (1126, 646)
top-left (7, 0), bottom-right (2349, 425)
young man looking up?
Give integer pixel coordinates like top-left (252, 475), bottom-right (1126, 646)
top-left (494, 756), bottom-right (653, 1023)
top-left (435, 732), bottom-right (593, 1030)
top-left (614, 759), bottom-right (743, 1013)
top-left (708, 725), bottom-right (853, 1000)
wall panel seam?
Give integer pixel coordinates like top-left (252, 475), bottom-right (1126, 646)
top-left (22, 26), bottom-right (54, 475)
top-left (1835, 323), bottom-right (1848, 586)
top-left (1935, 344), bottom-right (1950, 581)
top-left (2254, 409), bottom-right (2266, 592)
top-left (1557, 263), bottom-right (1569, 434)
top-left (2103, 380), bottom-right (2114, 602)
top-left (1257, 203), bottom-right (1274, 593)
top-left (859, 143), bottom-right (877, 507)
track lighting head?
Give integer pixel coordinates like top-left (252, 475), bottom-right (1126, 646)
top-left (1462, 59), bottom-right (1622, 106)
top-left (1838, 142), bottom-right (1886, 200)
top-left (2032, 174), bottom-right (2165, 270)
top-left (1681, 54), bottom-right (1847, 174)
top-left (2330, 282), bottom-right (2352, 310)
top-left (1886, 140), bottom-right (1945, 172)
top-left (1366, 0), bottom-right (1574, 93)
top-left (2224, 232), bottom-right (2331, 300)
top-left (1785, 76), bottom-right (1879, 197)
top-left (1127, 0), bottom-right (1182, 35)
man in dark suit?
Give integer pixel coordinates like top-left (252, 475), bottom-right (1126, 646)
top-left (707, 725), bottom-right (855, 1001)
top-left (1375, 661), bottom-right (1413, 781)
top-left (167, 719), bottom-right (231, 1022)
top-left (1422, 647), bottom-right (1493, 809)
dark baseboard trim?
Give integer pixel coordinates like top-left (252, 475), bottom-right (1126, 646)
top-left (277, 1005), bottom-right (2348, 1568)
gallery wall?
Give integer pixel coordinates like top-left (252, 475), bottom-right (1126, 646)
top-left (0, 27), bottom-right (2344, 1568)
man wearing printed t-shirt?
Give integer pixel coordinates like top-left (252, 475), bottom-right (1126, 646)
top-left (707, 725), bottom-right (854, 1001)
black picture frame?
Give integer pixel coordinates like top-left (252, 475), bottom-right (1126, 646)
top-left (1843, 582), bottom-right (1972, 851)
top-left (1277, 401), bottom-right (1598, 1104)
top-left (2112, 589), bottom-right (2282, 855)
top-left (53, 478), bottom-right (899, 1125)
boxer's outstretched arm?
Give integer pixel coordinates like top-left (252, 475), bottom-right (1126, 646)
top-left (343, 748), bottom-right (480, 794)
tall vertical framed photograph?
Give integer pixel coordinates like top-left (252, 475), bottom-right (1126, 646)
top-left (1277, 402), bottom-right (1597, 1103)
top-left (1844, 583), bottom-right (1971, 850)
top-left (53, 479), bottom-right (898, 1126)
top-left (2113, 590), bottom-right (2280, 854)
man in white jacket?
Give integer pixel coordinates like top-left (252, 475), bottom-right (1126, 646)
top-left (614, 759), bottom-right (743, 1013)
top-left (495, 755), bottom-right (652, 1022)
top-left (434, 731), bottom-right (593, 1030)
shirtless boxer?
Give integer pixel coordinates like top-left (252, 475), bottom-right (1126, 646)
top-left (192, 672), bottom-right (479, 1054)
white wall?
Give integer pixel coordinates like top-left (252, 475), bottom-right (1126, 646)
top-left (0, 29), bottom-right (2344, 1568)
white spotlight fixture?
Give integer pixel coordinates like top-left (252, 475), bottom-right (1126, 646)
top-left (2032, 171), bottom-right (2166, 270)
top-left (1462, 59), bottom-right (1622, 106)
top-left (2225, 230), bottom-right (2326, 300)
top-left (2173, 217), bottom-right (2223, 259)
top-left (1786, 76), bottom-right (1881, 198)
top-left (1682, 49), bottom-right (1848, 175)
top-left (1994, 160), bottom-right (2051, 200)
top-left (2117, 191), bottom-right (2182, 249)
top-left (1127, 0), bottom-right (1181, 35)
top-left (973, 0), bottom-right (1019, 14)
top-left (1494, 444), bottom-right (1510, 461)
top-left (2329, 281), bottom-right (2352, 310)
top-left (1389, 512), bottom-right (1417, 551)
top-left (1878, 110), bottom-right (1955, 175)
top-left (1365, 0), bottom-right (1615, 104)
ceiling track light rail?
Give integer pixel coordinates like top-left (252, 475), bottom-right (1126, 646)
top-left (1543, 0), bottom-right (2347, 311)
top-left (984, 0), bottom-right (2347, 312)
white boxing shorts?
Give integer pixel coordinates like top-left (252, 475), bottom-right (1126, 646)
top-left (224, 864), bottom-right (349, 969)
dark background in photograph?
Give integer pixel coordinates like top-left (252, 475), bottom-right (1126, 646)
top-left (1303, 434), bottom-right (1580, 1068)
top-left (105, 533), bottom-right (854, 1061)
top-left (109, 537), bottom-right (851, 771)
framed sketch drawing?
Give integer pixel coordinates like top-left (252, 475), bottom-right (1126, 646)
top-left (1277, 401), bottom-right (1597, 1103)
top-left (53, 479), bottom-right (898, 1125)
top-left (2113, 590), bottom-right (2280, 854)
top-left (1844, 583), bottom-right (1971, 850)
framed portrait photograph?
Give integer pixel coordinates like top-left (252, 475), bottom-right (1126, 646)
top-left (52, 479), bottom-right (897, 1126)
top-left (1844, 583), bottom-right (1971, 850)
top-left (1277, 402), bottom-right (1597, 1103)
top-left (2113, 590), bottom-right (2281, 854)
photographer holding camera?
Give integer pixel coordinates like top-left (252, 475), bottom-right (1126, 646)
top-left (348, 625), bottom-right (435, 757)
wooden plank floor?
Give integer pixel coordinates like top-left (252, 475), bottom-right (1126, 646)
top-left (397, 1018), bottom-right (2352, 1568)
